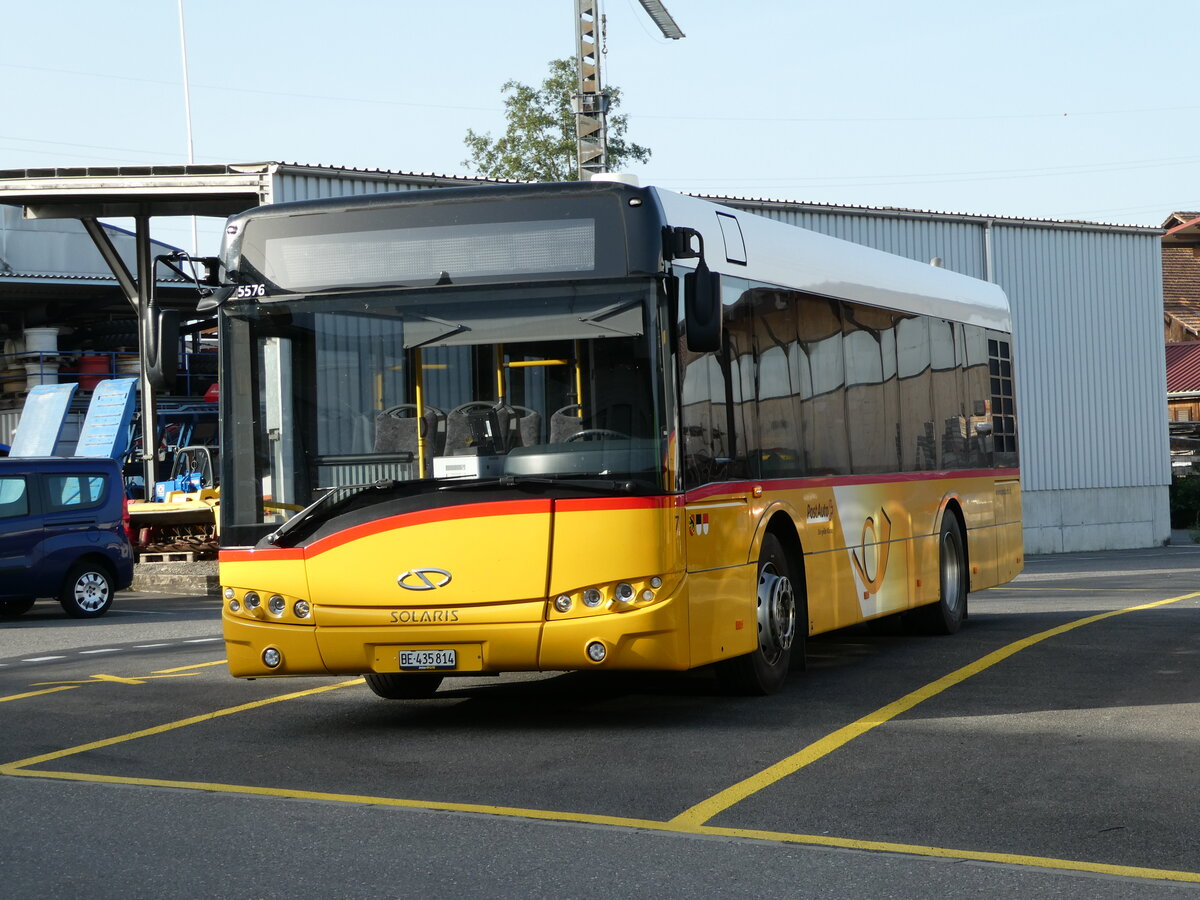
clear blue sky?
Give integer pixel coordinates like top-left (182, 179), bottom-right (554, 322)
top-left (2, 1), bottom-right (1196, 252)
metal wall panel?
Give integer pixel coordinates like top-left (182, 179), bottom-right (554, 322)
top-left (990, 224), bottom-right (1168, 492)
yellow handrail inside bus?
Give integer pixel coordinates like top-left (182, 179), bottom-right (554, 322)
top-left (414, 347), bottom-right (427, 477)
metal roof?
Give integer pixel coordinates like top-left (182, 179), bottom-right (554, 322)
top-left (0, 163), bottom-right (276, 219)
top-left (1164, 214), bottom-right (1200, 247)
top-left (1166, 342), bottom-right (1200, 394)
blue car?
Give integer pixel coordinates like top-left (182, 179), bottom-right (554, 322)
top-left (0, 457), bottom-right (134, 618)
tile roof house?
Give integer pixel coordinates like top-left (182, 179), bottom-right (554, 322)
top-left (1163, 211), bottom-right (1200, 342)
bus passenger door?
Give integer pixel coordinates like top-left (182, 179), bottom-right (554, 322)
top-left (679, 276), bottom-right (760, 665)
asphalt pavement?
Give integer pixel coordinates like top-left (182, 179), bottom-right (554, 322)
top-left (1, 547), bottom-right (1198, 898)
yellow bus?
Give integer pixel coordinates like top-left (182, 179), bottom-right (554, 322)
top-left (214, 181), bottom-right (1022, 697)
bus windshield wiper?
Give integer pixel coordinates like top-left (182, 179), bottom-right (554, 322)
top-left (266, 479), bottom-right (397, 545)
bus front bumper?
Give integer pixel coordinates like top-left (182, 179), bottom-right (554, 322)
top-left (221, 596), bottom-right (691, 678)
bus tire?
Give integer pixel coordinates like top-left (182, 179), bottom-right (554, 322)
top-left (716, 533), bottom-right (797, 695)
top-left (913, 515), bottom-right (967, 635)
top-left (364, 673), bottom-right (444, 699)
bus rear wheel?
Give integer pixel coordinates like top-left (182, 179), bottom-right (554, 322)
top-left (717, 533), bottom-right (798, 695)
top-left (913, 515), bottom-right (967, 635)
top-left (364, 673), bottom-right (444, 699)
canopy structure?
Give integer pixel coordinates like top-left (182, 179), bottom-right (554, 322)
top-left (0, 163), bottom-right (271, 486)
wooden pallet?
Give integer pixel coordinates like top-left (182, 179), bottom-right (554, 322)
top-left (139, 551), bottom-right (196, 564)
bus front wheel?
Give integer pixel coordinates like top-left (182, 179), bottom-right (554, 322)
top-left (717, 533), bottom-right (798, 695)
top-left (913, 515), bottom-right (967, 635)
top-left (364, 673), bottom-right (444, 699)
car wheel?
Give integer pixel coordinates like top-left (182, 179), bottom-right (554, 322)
top-left (364, 673), bottom-right (444, 699)
top-left (0, 598), bottom-right (36, 618)
top-left (59, 562), bottom-right (115, 618)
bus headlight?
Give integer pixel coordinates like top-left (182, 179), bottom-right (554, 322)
top-left (614, 582), bottom-right (636, 603)
top-left (294, 600), bottom-right (312, 619)
top-left (268, 595), bottom-right (286, 616)
top-left (555, 594), bottom-right (573, 613)
top-left (244, 591), bottom-right (261, 610)
top-left (582, 588), bottom-right (603, 608)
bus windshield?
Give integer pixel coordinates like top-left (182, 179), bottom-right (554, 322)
top-left (220, 280), bottom-right (671, 544)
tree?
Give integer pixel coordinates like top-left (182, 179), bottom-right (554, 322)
top-left (463, 58), bottom-right (651, 182)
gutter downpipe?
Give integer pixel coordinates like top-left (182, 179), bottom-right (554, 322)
top-left (984, 219), bottom-right (995, 283)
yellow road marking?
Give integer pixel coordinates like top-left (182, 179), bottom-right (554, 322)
top-left (153, 660), bottom-right (228, 674)
top-left (3, 597), bottom-right (1199, 885)
top-left (669, 592), bottom-right (1200, 828)
top-left (32, 673), bottom-right (199, 687)
top-left (1, 679), bottom-right (363, 771)
top-left (695, 824), bottom-right (1200, 884)
top-left (0, 686), bottom-right (78, 703)
top-left (2, 766), bottom-right (1197, 885)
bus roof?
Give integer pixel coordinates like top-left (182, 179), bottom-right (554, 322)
top-left (652, 187), bottom-right (1011, 333)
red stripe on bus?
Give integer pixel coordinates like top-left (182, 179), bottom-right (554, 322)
top-left (684, 468), bottom-right (1020, 502)
top-left (221, 499), bottom-right (554, 561)
top-left (554, 495), bottom-right (682, 513)
top-left (305, 498), bottom-right (553, 557)
top-left (220, 547), bottom-right (305, 563)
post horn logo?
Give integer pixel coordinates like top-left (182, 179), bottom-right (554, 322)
top-left (850, 508), bottom-right (892, 597)
top-left (397, 568), bottom-right (453, 591)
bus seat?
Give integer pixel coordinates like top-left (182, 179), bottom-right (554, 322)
top-left (506, 405), bottom-right (542, 447)
top-left (549, 404), bottom-right (584, 443)
top-left (374, 404), bottom-right (444, 456)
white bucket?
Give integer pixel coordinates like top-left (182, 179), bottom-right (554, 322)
top-left (23, 327), bottom-right (59, 354)
top-left (24, 360), bottom-right (58, 388)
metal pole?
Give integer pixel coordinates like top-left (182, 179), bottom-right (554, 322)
top-left (177, 0), bottom-right (198, 255)
top-left (135, 214), bottom-right (159, 497)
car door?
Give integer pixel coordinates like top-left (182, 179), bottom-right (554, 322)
top-left (36, 470), bottom-right (108, 597)
top-left (0, 473), bottom-right (38, 599)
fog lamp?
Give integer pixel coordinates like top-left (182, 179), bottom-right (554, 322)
top-left (554, 594), bottom-right (573, 613)
top-left (586, 641), bottom-right (607, 662)
top-left (582, 588), bottom-right (603, 608)
top-left (262, 648), bottom-right (281, 668)
top-left (268, 595), bottom-right (286, 615)
top-left (294, 600), bottom-right (312, 619)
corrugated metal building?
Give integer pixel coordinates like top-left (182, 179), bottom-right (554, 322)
top-left (0, 163), bottom-right (1171, 552)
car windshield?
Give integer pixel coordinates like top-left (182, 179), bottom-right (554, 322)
top-left (219, 281), bottom-right (672, 545)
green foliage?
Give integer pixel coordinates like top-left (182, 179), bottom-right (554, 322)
top-left (463, 58), bottom-right (651, 182)
top-left (1169, 471), bottom-right (1200, 529)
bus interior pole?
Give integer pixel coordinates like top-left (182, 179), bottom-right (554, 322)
top-left (135, 214), bottom-right (159, 497)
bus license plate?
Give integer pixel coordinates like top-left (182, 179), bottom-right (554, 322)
top-left (399, 649), bottom-right (456, 670)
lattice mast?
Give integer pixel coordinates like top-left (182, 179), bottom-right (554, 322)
top-left (573, 0), bottom-right (684, 180)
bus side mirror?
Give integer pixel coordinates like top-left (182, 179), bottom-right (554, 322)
top-left (684, 257), bottom-right (722, 352)
top-left (144, 308), bottom-right (180, 392)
